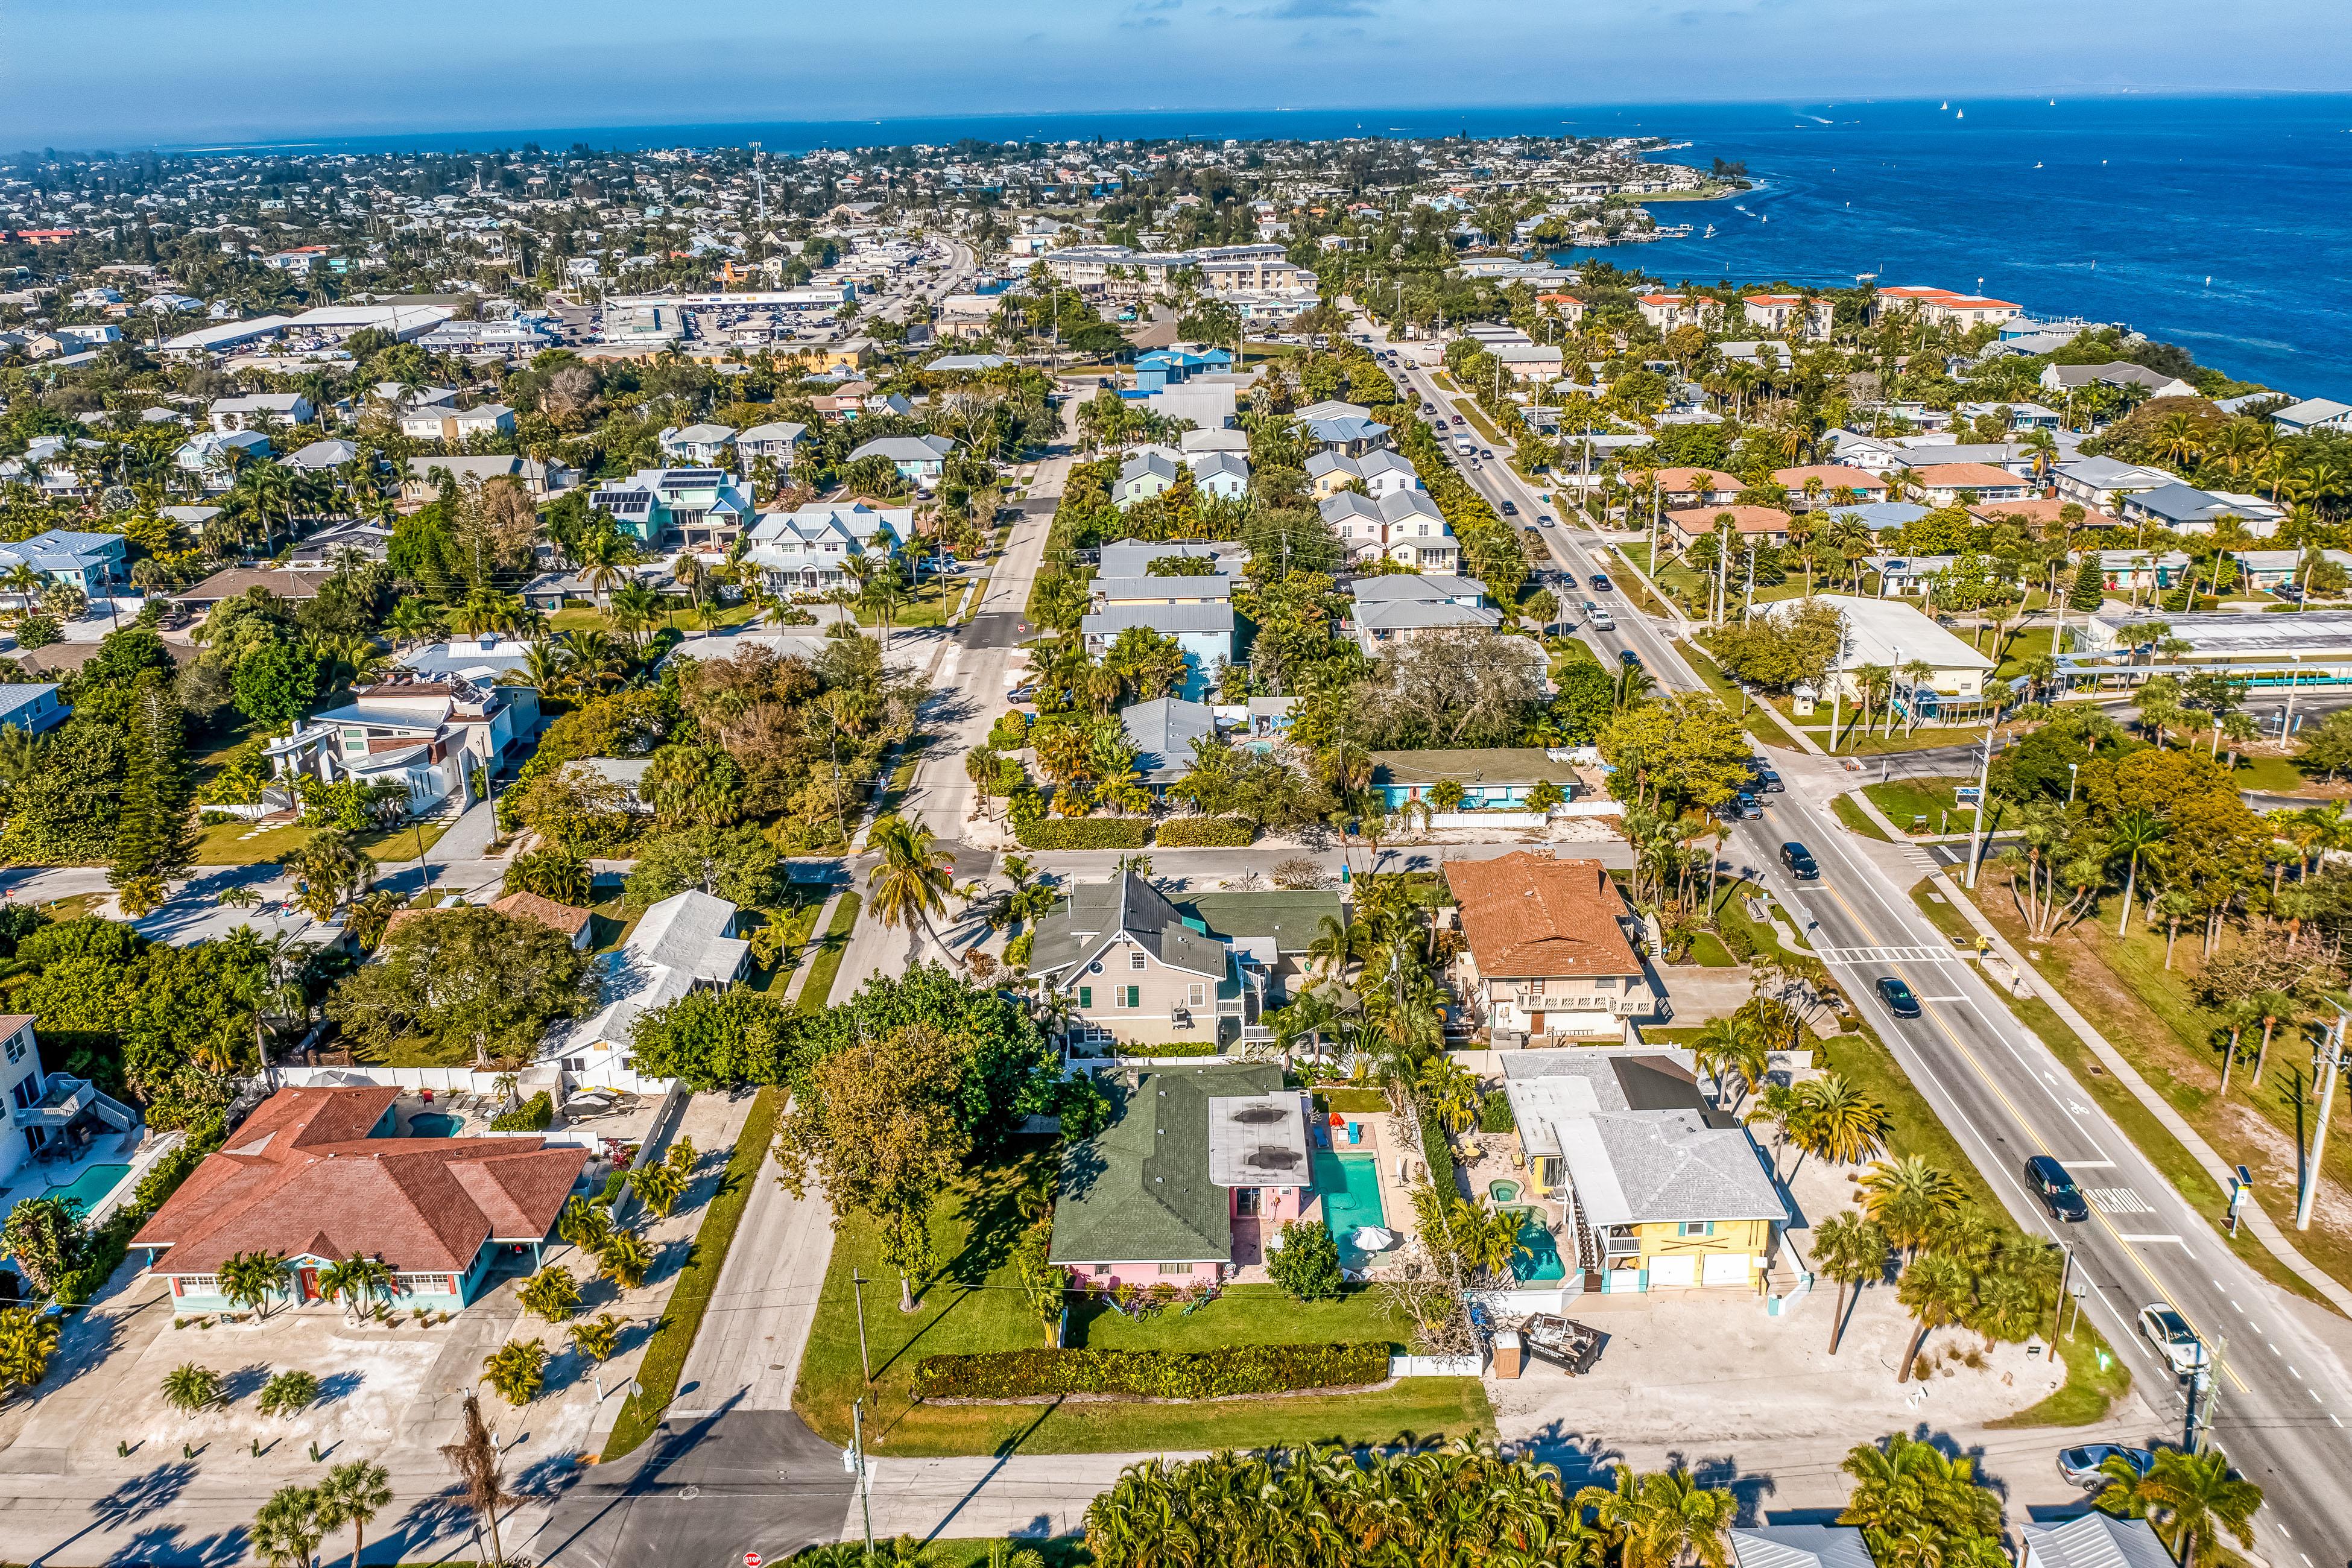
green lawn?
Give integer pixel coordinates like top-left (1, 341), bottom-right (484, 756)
top-left (745, 888), bottom-right (828, 993)
top-left (603, 1089), bottom-right (782, 1459)
top-left (1447, 398), bottom-right (1506, 448)
top-left (1831, 793), bottom-right (1894, 842)
top-left (852, 576), bottom-right (959, 631)
top-left (1993, 624), bottom-right (2055, 681)
top-left (188, 818), bottom-right (451, 868)
top-left (794, 892), bottom-right (863, 1014)
top-left (1801, 720), bottom-right (1985, 757)
top-left (1861, 776), bottom-right (1981, 838)
top-left (1684, 931), bottom-right (1737, 968)
top-left (1714, 877), bottom-right (1804, 959)
top-left (1313, 1087), bottom-right (1392, 1114)
top-left (1953, 876), bottom-right (2352, 1300)
top-left (793, 1141), bottom-right (1492, 1457)
top-left (2233, 754), bottom-right (2309, 794)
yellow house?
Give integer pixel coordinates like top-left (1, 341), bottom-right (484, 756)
top-left (1502, 1050), bottom-right (1788, 1295)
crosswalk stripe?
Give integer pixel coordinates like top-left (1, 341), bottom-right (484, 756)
top-left (2088, 1187), bottom-right (2153, 1213)
top-left (1810, 946), bottom-right (1956, 965)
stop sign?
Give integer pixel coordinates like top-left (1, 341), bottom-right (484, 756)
top-left (745, 1555), bottom-right (763, 1568)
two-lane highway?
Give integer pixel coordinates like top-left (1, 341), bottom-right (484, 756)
top-left (1370, 325), bottom-right (2352, 1561)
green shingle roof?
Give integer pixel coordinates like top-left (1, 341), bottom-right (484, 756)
top-left (1049, 1063), bottom-right (1285, 1267)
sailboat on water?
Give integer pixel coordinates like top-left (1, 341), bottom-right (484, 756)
top-left (1939, 101), bottom-right (1949, 110)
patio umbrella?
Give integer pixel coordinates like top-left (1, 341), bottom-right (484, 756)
top-left (1350, 1226), bottom-right (1396, 1252)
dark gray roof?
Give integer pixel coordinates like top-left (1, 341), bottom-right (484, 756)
top-left (1172, 892), bottom-right (1343, 953)
top-left (1028, 871), bottom-right (1231, 984)
top-left (1120, 698), bottom-right (1216, 782)
top-left (1081, 602), bottom-right (1236, 637)
top-left (1094, 575), bottom-right (1234, 601)
top-left (1350, 574), bottom-right (1485, 604)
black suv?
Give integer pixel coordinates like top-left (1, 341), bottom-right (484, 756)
top-left (2025, 1155), bottom-right (2090, 1222)
top-left (1780, 842), bottom-right (1818, 879)
top-left (1876, 976), bottom-right (1922, 1018)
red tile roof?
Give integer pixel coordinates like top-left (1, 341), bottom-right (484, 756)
top-left (1907, 463), bottom-right (2028, 490)
top-left (1667, 505), bottom-right (1794, 536)
top-left (133, 1087), bottom-right (586, 1276)
top-left (1773, 466), bottom-right (1887, 493)
top-left (1446, 853), bottom-right (1641, 980)
top-left (1649, 467), bottom-right (1740, 493)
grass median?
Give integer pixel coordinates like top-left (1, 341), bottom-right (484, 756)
top-left (795, 891), bottom-right (864, 1014)
top-left (1675, 642), bottom-right (1797, 749)
top-left (601, 1087), bottom-right (783, 1461)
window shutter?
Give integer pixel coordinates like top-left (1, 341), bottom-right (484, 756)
top-left (1078, 985), bottom-right (1092, 1008)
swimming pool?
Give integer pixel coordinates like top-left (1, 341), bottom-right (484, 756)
top-left (409, 1113), bottom-right (461, 1138)
top-left (1310, 1149), bottom-right (1389, 1271)
top-left (1501, 1206), bottom-right (1567, 1282)
top-left (44, 1163), bottom-right (131, 1219)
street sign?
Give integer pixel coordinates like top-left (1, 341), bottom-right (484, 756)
top-left (746, 1555), bottom-right (763, 1568)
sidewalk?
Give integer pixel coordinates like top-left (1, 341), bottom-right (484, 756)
top-left (1927, 867), bottom-right (2352, 1317)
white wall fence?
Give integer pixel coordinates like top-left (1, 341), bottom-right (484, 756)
top-left (268, 1061), bottom-right (678, 1098)
top-left (1389, 1353), bottom-right (1486, 1378)
top-left (1425, 803), bottom-right (1618, 831)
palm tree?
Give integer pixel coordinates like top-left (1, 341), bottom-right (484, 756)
top-left (480, 1339), bottom-right (547, 1406)
top-left (566, 1312), bottom-right (623, 1394)
top-left (314, 1459), bottom-right (393, 1568)
top-left (596, 1230), bottom-right (653, 1289)
top-left (316, 1255), bottom-right (393, 1324)
top-left (250, 1485), bottom-right (326, 1568)
top-left (2099, 1447), bottom-right (2262, 1568)
top-left (2109, 809), bottom-right (2169, 937)
top-left (608, 581), bottom-right (663, 650)
top-left (1809, 1211), bottom-right (1889, 1354)
top-left (575, 529), bottom-right (635, 610)
top-left (1691, 1017), bottom-right (1766, 1114)
top-left (866, 811), bottom-right (956, 958)
top-left (440, 1391), bottom-right (518, 1568)
top-left (517, 1265), bottom-right (583, 1323)
top-left (0, 1306), bottom-right (60, 1396)
top-left (218, 1250), bottom-right (293, 1319)
top-left (162, 1361), bottom-right (223, 1412)
top-left (1859, 1155), bottom-right (1966, 1256)
top-left (1893, 1252), bottom-right (1973, 1380)
top-left (1788, 1075), bottom-right (1890, 1174)
top-left (625, 1160), bottom-right (686, 1219)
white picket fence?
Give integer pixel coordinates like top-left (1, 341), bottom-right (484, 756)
top-left (1389, 1353), bottom-right (1486, 1378)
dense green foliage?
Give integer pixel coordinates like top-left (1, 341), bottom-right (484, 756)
top-left (915, 1341), bottom-right (1388, 1400)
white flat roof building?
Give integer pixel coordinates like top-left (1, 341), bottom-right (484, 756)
top-left (1768, 593), bottom-right (1994, 700)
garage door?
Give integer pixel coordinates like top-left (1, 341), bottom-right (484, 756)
top-left (1647, 1255), bottom-right (1696, 1288)
top-left (1702, 1253), bottom-right (1751, 1288)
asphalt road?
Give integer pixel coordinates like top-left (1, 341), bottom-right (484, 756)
top-left (1378, 329), bottom-right (2352, 1561)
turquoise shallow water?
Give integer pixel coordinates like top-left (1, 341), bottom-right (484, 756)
top-left (408, 1113), bottom-right (461, 1138)
top-left (1502, 1207), bottom-right (1567, 1282)
top-left (1311, 1149), bottom-right (1388, 1270)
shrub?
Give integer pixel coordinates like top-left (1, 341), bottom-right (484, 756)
top-left (1478, 1093), bottom-right (1516, 1134)
top-left (1266, 1221), bottom-right (1345, 1300)
top-left (256, 1369), bottom-right (320, 1418)
top-left (1716, 917), bottom-right (1757, 964)
top-left (490, 1091), bottom-right (554, 1132)
top-left (914, 1341), bottom-right (1388, 1401)
top-left (1015, 817), bottom-right (1148, 851)
top-left (988, 711), bottom-right (1031, 750)
top-left (1154, 816), bottom-right (1256, 848)
top-left (1417, 1094), bottom-right (1456, 1193)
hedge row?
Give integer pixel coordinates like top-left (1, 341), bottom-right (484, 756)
top-left (1154, 816), bottom-right (1256, 848)
top-left (1014, 817), bottom-right (1149, 850)
top-left (915, 1341), bottom-right (1389, 1402)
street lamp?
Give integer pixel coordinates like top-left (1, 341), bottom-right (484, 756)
top-left (2067, 761), bottom-right (2078, 803)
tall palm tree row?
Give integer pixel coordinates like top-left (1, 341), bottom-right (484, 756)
top-left (1084, 1440), bottom-right (1630, 1568)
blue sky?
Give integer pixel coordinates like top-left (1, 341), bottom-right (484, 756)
top-left (8, 0), bottom-right (2351, 147)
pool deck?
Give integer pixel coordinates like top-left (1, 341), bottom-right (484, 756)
top-left (0, 1125), bottom-right (155, 1223)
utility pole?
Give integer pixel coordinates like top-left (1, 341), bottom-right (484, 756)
top-left (2298, 1007), bottom-right (2346, 1229)
top-left (850, 1268), bottom-right (873, 1385)
top-left (1964, 697), bottom-right (1998, 890)
top-left (2183, 1336), bottom-right (2225, 1454)
top-left (849, 1397), bottom-right (875, 1560)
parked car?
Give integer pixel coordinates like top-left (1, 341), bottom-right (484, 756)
top-left (2138, 1304), bottom-right (2208, 1377)
top-left (2058, 1445), bottom-right (2152, 1490)
top-left (1499, 500), bottom-right (1519, 516)
top-left (1007, 683), bottom-right (1038, 703)
top-left (2025, 1155), bottom-right (2090, 1222)
top-left (1751, 766), bottom-right (1783, 792)
top-left (1779, 842), bottom-right (1819, 880)
top-left (1876, 976), bottom-right (1921, 1019)
top-left (1589, 572), bottom-right (1613, 591)
top-left (1728, 791), bottom-right (1763, 820)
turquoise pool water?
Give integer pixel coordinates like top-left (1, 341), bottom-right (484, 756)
top-left (45, 1163), bottom-right (130, 1218)
top-left (1502, 1206), bottom-right (1567, 1282)
top-left (409, 1113), bottom-right (461, 1137)
top-left (1310, 1149), bottom-right (1388, 1271)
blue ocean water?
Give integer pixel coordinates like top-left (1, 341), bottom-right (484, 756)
top-left (179, 95), bottom-right (2352, 396)
top-left (1544, 96), bottom-right (2352, 399)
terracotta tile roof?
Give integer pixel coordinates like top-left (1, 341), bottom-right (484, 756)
top-left (1773, 466), bottom-right (1886, 492)
top-left (489, 891), bottom-right (594, 939)
top-left (1908, 463), bottom-right (2028, 489)
top-left (1445, 853), bottom-right (1642, 981)
top-left (1649, 467), bottom-right (1740, 493)
top-left (133, 1087), bottom-right (586, 1275)
top-left (1667, 505), bottom-right (1793, 536)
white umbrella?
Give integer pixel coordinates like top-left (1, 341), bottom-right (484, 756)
top-left (1351, 1226), bottom-right (1395, 1252)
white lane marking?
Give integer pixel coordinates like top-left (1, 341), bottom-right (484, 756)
top-left (1811, 944), bottom-right (1956, 964)
top-left (2089, 1187), bottom-right (2154, 1213)
top-left (1922, 996), bottom-right (1967, 1002)
top-left (2117, 1233), bottom-right (2187, 1246)
top-left (2069, 1160), bottom-right (2117, 1170)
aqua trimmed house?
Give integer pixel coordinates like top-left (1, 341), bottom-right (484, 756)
top-left (133, 1086), bottom-right (586, 1314)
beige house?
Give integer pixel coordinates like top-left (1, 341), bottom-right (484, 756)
top-left (1028, 872), bottom-right (1266, 1049)
top-left (1443, 852), bottom-right (1654, 1044)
